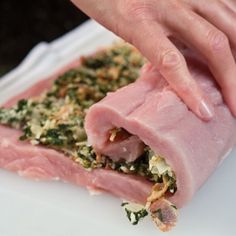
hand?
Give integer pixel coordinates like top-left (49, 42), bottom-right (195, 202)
top-left (72, 0), bottom-right (236, 120)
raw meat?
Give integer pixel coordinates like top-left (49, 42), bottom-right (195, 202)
top-left (0, 59), bottom-right (152, 205)
top-left (0, 125), bottom-right (152, 204)
top-left (85, 53), bottom-right (236, 208)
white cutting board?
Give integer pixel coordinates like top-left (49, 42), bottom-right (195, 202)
top-left (0, 20), bottom-right (235, 236)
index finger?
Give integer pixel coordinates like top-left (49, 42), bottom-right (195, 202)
top-left (131, 21), bottom-right (214, 120)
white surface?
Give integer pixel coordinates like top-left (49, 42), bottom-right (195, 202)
top-left (0, 20), bottom-right (236, 236)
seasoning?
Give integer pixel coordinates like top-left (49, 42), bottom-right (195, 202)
top-left (121, 202), bottom-right (148, 225)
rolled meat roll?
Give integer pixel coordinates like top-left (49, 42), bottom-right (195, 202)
top-left (85, 52), bottom-right (236, 208)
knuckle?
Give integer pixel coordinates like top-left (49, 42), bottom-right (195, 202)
top-left (207, 30), bottom-right (229, 52)
top-left (159, 50), bottom-right (183, 71)
top-left (169, 0), bottom-right (183, 11)
top-left (119, 0), bottom-right (153, 22)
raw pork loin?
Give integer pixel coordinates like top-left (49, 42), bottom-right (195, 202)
top-left (85, 53), bottom-right (236, 208)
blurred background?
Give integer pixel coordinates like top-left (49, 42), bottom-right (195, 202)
top-left (0, 0), bottom-right (89, 77)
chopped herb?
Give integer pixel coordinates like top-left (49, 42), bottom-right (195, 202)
top-left (20, 126), bottom-right (32, 140)
top-left (122, 202), bottom-right (148, 225)
top-left (16, 99), bottom-right (28, 112)
top-left (171, 205), bottom-right (177, 210)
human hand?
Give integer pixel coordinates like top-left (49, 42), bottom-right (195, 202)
top-left (72, 0), bottom-right (236, 120)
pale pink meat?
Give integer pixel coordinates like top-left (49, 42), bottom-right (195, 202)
top-left (85, 54), bottom-right (236, 208)
top-left (0, 59), bottom-right (153, 205)
top-left (101, 135), bottom-right (145, 162)
top-left (150, 198), bottom-right (178, 232)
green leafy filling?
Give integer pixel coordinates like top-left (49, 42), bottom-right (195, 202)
top-left (121, 202), bottom-right (148, 225)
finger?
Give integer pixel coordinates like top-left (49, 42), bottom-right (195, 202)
top-left (164, 8), bottom-right (236, 116)
top-left (193, 1), bottom-right (236, 50)
top-left (193, 1), bottom-right (236, 116)
top-left (130, 21), bottom-right (214, 120)
top-left (224, 0), bottom-right (236, 9)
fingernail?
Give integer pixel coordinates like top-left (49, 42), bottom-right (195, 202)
top-left (198, 100), bottom-right (214, 121)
